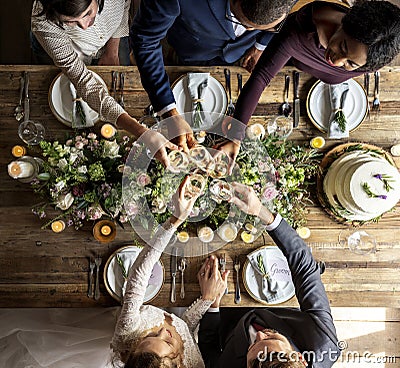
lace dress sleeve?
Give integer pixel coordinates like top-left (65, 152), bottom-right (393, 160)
top-left (181, 297), bottom-right (214, 333)
top-left (111, 220), bottom-right (176, 354)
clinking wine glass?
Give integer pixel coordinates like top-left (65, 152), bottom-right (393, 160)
top-left (209, 179), bottom-right (233, 203)
top-left (266, 115), bottom-right (293, 139)
top-left (168, 150), bottom-right (189, 172)
top-left (188, 145), bottom-right (215, 172)
top-left (210, 152), bottom-right (229, 179)
top-left (185, 170), bottom-right (207, 199)
top-left (18, 120), bottom-right (45, 145)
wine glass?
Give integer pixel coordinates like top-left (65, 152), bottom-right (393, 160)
top-left (18, 120), bottom-right (45, 145)
top-left (168, 150), bottom-right (189, 172)
top-left (210, 151), bottom-right (229, 179)
top-left (209, 179), bottom-right (233, 203)
top-left (339, 228), bottom-right (377, 255)
top-left (266, 115), bottom-right (293, 139)
top-left (188, 145), bottom-right (215, 172)
top-left (185, 170), bottom-right (207, 198)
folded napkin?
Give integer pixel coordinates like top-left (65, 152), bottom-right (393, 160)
top-left (68, 83), bottom-right (94, 129)
top-left (187, 72), bottom-right (212, 130)
top-left (247, 252), bottom-right (291, 303)
top-left (328, 82), bottom-right (350, 139)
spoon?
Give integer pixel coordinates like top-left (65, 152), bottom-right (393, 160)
top-left (280, 75), bottom-right (291, 117)
top-left (14, 74), bottom-right (25, 121)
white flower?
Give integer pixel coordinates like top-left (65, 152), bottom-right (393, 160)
top-left (87, 204), bottom-right (104, 220)
top-left (69, 152), bottom-right (79, 164)
top-left (103, 140), bottom-right (121, 159)
top-left (57, 158), bottom-right (68, 170)
top-left (55, 180), bottom-right (66, 192)
top-left (151, 198), bottom-right (166, 213)
top-left (87, 133), bottom-right (97, 140)
top-left (56, 193), bottom-right (74, 210)
top-left (77, 165), bottom-right (87, 174)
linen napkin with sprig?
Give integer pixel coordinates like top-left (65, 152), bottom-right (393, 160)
top-left (115, 251), bottom-right (138, 300)
top-left (247, 253), bottom-right (284, 303)
top-left (187, 72), bottom-right (212, 130)
top-left (69, 83), bottom-right (94, 129)
top-left (328, 82), bottom-right (350, 139)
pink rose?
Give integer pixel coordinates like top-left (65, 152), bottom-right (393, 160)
top-left (262, 183), bottom-right (278, 202)
top-left (137, 173), bottom-right (151, 186)
top-left (75, 141), bottom-right (84, 149)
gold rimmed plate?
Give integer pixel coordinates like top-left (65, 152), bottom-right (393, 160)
top-left (242, 246), bottom-right (295, 305)
top-left (104, 245), bottom-right (164, 304)
top-left (48, 71), bottom-right (107, 127)
top-left (306, 79), bottom-right (368, 133)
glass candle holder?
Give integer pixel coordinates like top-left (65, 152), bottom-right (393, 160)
top-left (11, 145), bottom-right (27, 157)
top-left (93, 220), bottom-right (117, 243)
top-left (51, 220), bottom-right (66, 233)
top-left (197, 226), bottom-right (214, 243)
top-left (339, 229), bottom-right (377, 255)
top-left (100, 123), bottom-right (116, 138)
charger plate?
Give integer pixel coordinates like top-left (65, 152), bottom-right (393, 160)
top-left (104, 245), bottom-right (164, 303)
top-left (306, 79), bottom-right (368, 133)
top-left (243, 246), bottom-right (295, 305)
top-left (49, 71), bottom-right (107, 127)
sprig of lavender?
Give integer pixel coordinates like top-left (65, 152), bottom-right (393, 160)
top-left (373, 174), bottom-right (394, 192)
top-left (116, 254), bottom-right (127, 278)
top-left (362, 182), bottom-right (387, 199)
top-left (334, 110), bottom-right (347, 133)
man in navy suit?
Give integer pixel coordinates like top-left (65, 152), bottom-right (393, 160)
top-left (197, 182), bottom-right (340, 368)
top-left (131, 0), bottom-right (297, 151)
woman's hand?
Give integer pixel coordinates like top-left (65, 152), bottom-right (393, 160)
top-left (213, 139), bottom-right (241, 175)
top-left (164, 109), bottom-right (197, 152)
top-left (230, 182), bottom-right (275, 225)
top-left (197, 255), bottom-right (229, 307)
top-left (169, 176), bottom-right (201, 227)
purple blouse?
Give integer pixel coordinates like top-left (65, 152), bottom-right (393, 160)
top-left (232, 2), bottom-right (365, 138)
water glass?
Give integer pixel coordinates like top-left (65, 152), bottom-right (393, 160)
top-left (18, 120), bottom-right (45, 145)
top-left (339, 229), bottom-right (377, 255)
top-left (210, 152), bottom-right (229, 179)
top-left (267, 115), bottom-right (293, 139)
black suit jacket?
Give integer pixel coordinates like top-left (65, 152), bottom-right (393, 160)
top-left (199, 219), bottom-right (340, 368)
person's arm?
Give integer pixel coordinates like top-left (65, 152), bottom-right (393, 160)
top-left (98, 37), bottom-right (121, 66)
top-left (131, 0), bottom-right (180, 112)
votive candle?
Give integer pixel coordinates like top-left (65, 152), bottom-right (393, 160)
top-left (7, 160), bottom-right (34, 179)
top-left (100, 225), bottom-right (112, 236)
top-left (11, 145), bottom-right (26, 157)
top-left (51, 220), bottom-right (66, 233)
top-left (101, 123), bottom-right (116, 138)
top-left (310, 136), bottom-right (326, 149)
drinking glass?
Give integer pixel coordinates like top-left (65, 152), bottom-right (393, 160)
top-left (18, 120), bottom-right (45, 145)
top-left (185, 171), bottom-right (207, 198)
top-left (188, 145), bottom-right (215, 172)
top-left (168, 150), bottom-right (189, 172)
top-left (266, 115), bottom-right (293, 139)
top-left (339, 229), bottom-right (377, 255)
top-left (209, 179), bottom-right (233, 203)
top-left (210, 152), bottom-right (229, 179)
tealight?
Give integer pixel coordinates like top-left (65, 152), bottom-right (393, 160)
top-left (241, 231), bottom-right (255, 243)
top-left (390, 144), bottom-right (400, 157)
top-left (101, 225), bottom-right (112, 236)
top-left (296, 226), bottom-right (311, 239)
top-left (101, 123), bottom-right (116, 138)
top-left (177, 231), bottom-right (190, 243)
top-left (51, 220), bottom-right (66, 233)
top-left (310, 136), bottom-right (326, 149)
top-left (217, 223), bottom-right (238, 242)
top-left (195, 130), bottom-right (207, 144)
top-left (197, 226), bottom-right (214, 243)
top-left (246, 123), bottom-right (265, 140)
top-left (11, 145), bottom-right (26, 157)
top-left (7, 160), bottom-right (34, 179)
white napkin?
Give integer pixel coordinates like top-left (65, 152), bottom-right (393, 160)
top-left (68, 83), bottom-right (94, 129)
top-left (247, 253), bottom-right (291, 303)
top-left (114, 251), bottom-right (138, 297)
top-left (328, 82), bottom-right (350, 139)
top-left (187, 72), bottom-right (212, 130)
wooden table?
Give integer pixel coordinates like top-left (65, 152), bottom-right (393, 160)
top-left (0, 65), bottom-right (399, 308)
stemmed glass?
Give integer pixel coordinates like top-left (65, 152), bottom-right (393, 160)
top-left (266, 115), bottom-right (293, 139)
top-left (209, 179), bottom-right (233, 203)
top-left (339, 228), bottom-right (377, 255)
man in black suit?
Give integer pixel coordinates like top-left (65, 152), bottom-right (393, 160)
top-left (198, 182), bottom-right (340, 368)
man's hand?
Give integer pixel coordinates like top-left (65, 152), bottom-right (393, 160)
top-left (213, 139), bottom-right (241, 175)
top-left (98, 38), bottom-right (120, 66)
top-left (241, 46), bottom-right (263, 72)
top-left (163, 109), bottom-right (197, 152)
top-left (197, 255), bottom-right (229, 307)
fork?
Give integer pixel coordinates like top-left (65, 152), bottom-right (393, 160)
top-left (219, 253), bottom-right (228, 294)
top-left (372, 71), bottom-right (380, 112)
top-left (119, 72), bottom-right (125, 108)
top-left (224, 68), bottom-right (235, 116)
top-left (234, 256), bottom-right (241, 304)
top-left (87, 258), bottom-right (95, 298)
top-left (94, 256), bottom-right (102, 300)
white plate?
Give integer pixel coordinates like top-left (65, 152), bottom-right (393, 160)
top-left (306, 79), bottom-right (368, 133)
top-left (243, 246), bottom-right (295, 305)
top-left (172, 74), bottom-right (227, 130)
top-left (49, 71), bottom-right (107, 127)
top-left (104, 245), bottom-right (164, 303)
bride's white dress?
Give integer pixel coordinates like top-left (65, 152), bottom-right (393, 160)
top-left (0, 222), bottom-right (212, 368)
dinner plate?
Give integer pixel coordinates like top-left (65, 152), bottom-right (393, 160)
top-left (104, 245), bottom-right (164, 303)
top-left (48, 71), bottom-right (107, 127)
top-left (306, 79), bottom-right (368, 133)
top-left (172, 74), bottom-right (227, 130)
top-left (243, 246), bottom-right (295, 305)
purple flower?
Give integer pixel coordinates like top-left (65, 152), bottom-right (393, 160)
top-left (378, 195), bottom-right (387, 200)
top-left (72, 184), bottom-right (85, 197)
top-left (373, 174), bottom-right (383, 180)
top-left (67, 219), bottom-right (74, 227)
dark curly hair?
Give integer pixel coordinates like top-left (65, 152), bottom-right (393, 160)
top-left (36, 0), bottom-right (104, 26)
top-left (238, 0), bottom-right (297, 26)
top-left (342, 0), bottom-right (400, 71)
top-left (124, 351), bottom-right (179, 368)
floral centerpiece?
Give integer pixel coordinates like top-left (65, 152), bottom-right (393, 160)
top-left (31, 132), bottom-right (135, 229)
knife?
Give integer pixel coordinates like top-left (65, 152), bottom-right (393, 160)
top-left (293, 71), bottom-right (300, 128)
top-left (23, 72), bottom-right (30, 122)
top-left (170, 247), bottom-right (178, 303)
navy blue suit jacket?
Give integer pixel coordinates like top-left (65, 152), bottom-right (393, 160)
top-left (198, 219), bottom-right (340, 368)
top-left (130, 0), bottom-right (274, 112)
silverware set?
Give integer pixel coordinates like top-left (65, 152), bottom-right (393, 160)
top-left (178, 258), bottom-right (187, 299)
top-left (88, 256), bottom-right (102, 300)
top-left (111, 71), bottom-right (126, 108)
top-left (280, 74), bottom-right (292, 117)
